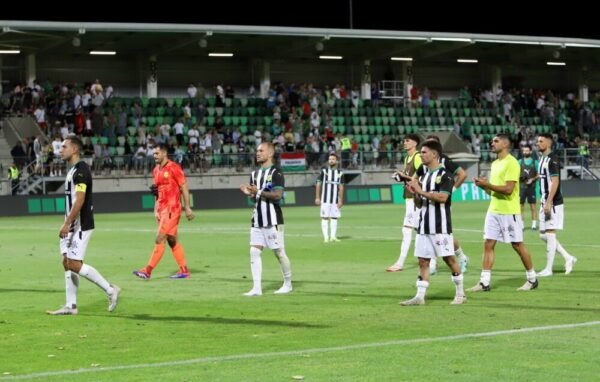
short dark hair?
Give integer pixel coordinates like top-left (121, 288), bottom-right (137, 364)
top-left (404, 134), bottom-right (421, 145)
top-left (155, 143), bottom-right (169, 152)
top-left (425, 134), bottom-right (440, 143)
top-left (328, 152), bottom-right (338, 159)
top-left (495, 133), bottom-right (511, 142)
top-left (421, 139), bottom-right (443, 157)
top-left (538, 133), bottom-right (553, 141)
top-left (65, 135), bottom-right (83, 153)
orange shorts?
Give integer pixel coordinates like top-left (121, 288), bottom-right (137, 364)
top-left (157, 210), bottom-right (181, 236)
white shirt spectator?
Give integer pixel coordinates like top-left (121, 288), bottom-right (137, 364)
top-left (34, 107), bottom-right (46, 124)
top-left (173, 122), bottom-right (184, 136)
top-left (187, 84), bottom-right (197, 99)
top-left (188, 127), bottom-right (199, 146)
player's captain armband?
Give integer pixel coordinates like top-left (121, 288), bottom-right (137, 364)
top-left (75, 183), bottom-right (87, 192)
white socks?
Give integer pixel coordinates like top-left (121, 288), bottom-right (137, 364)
top-left (452, 273), bottom-right (464, 296)
top-left (396, 227), bottom-right (413, 267)
top-left (274, 248), bottom-right (292, 286)
top-left (455, 247), bottom-right (467, 262)
top-left (526, 269), bottom-right (537, 283)
top-left (416, 280), bottom-right (429, 299)
top-left (249, 247), bottom-right (263, 292)
top-left (545, 233), bottom-right (558, 270)
top-left (65, 271), bottom-right (79, 308)
top-left (78, 264), bottom-right (113, 295)
top-left (480, 270), bottom-right (491, 286)
top-left (330, 219), bottom-right (338, 239)
top-left (321, 220), bottom-right (329, 241)
top-left (532, 220), bottom-right (537, 229)
top-left (540, 232), bottom-right (572, 267)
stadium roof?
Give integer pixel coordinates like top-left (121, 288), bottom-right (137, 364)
top-left (1, 21), bottom-right (600, 67)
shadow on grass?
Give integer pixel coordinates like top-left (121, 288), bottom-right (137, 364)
top-left (86, 313), bottom-right (329, 328)
top-left (0, 288), bottom-right (62, 293)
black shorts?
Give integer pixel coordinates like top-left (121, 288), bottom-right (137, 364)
top-left (520, 186), bottom-right (536, 204)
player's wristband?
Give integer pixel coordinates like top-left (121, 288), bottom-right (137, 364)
top-left (452, 186), bottom-right (457, 193)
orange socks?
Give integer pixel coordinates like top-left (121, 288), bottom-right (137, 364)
top-left (146, 243), bottom-right (166, 273)
top-left (171, 243), bottom-right (189, 274)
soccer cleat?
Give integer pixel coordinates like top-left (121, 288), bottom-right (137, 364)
top-left (531, 226), bottom-right (537, 231)
top-left (108, 285), bottom-right (121, 312)
top-left (169, 272), bottom-right (191, 279)
top-left (132, 270), bottom-right (150, 279)
top-left (466, 282), bottom-right (491, 292)
top-left (400, 297), bottom-right (425, 306)
top-left (450, 295), bottom-right (467, 305)
top-left (517, 279), bottom-right (539, 291)
top-left (243, 289), bottom-right (262, 297)
top-left (330, 237), bottom-right (341, 242)
top-left (274, 284), bottom-right (293, 294)
top-left (323, 238), bottom-right (330, 243)
top-left (385, 265), bottom-right (403, 272)
top-left (459, 256), bottom-right (469, 274)
top-left (47, 306), bottom-right (78, 315)
top-left (565, 257), bottom-right (577, 275)
top-left (536, 269), bottom-right (553, 277)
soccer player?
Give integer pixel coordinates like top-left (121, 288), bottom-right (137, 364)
top-left (133, 143), bottom-right (195, 280)
top-left (399, 140), bottom-right (466, 306)
top-left (467, 133), bottom-right (538, 292)
top-left (420, 135), bottom-right (469, 275)
top-left (536, 133), bottom-right (577, 276)
top-left (239, 142), bottom-right (292, 296)
top-left (386, 134), bottom-right (422, 272)
top-left (315, 153), bottom-right (345, 243)
top-left (519, 145), bottom-right (539, 230)
top-left (47, 136), bottom-right (120, 315)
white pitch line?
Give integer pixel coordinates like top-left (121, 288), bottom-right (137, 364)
top-left (2, 321), bottom-right (599, 380)
top-left (1, 226), bottom-right (600, 248)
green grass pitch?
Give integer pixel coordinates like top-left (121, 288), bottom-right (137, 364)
top-left (0, 198), bottom-right (599, 381)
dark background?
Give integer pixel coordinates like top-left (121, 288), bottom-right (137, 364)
top-left (3, 1), bottom-right (597, 39)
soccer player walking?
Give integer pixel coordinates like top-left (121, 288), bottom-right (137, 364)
top-left (240, 142), bottom-right (292, 296)
top-left (468, 134), bottom-right (538, 292)
top-left (536, 134), bottom-right (577, 276)
top-left (133, 143), bottom-right (195, 280)
top-left (400, 140), bottom-right (466, 306)
top-left (315, 153), bottom-right (345, 243)
top-left (47, 136), bottom-right (120, 315)
top-left (386, 134), bottom-right (422, 272)
top-left (420, 135), bottom-right (469, 275)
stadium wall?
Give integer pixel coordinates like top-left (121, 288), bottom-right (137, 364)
top-left (0, 181), bottom-right (598, 217)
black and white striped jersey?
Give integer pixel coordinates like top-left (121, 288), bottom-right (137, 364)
top-left (250, 166), bottom-right (285, 228)
top-left (316, 167), bottom-right (344, 204)
top-left (538, 153), bottom-right (563, 206)
top-left (416, 166), bottom-right (454, 234)
top-left (65, 161), bottom-right (94, 231)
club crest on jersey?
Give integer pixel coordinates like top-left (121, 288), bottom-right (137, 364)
top-left (164, 171), bottom-right (169, 178)
top-left (436, 176), bottom-right (442, 184)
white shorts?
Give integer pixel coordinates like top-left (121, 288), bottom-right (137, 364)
top-left (403, 198), bottom-right (419, 228)
top-left (413, 233), bottom-right (454, 259)
top-left (59, 229), bottom-right (93, 261)
top-left (250, 225), bottom-right (285, 250)
top-left (320, 203), bottom-right (341, 219)
top-left (539, 203), bottom-right (564, 231)
top-left (484, 213), bottom-right (524, 243)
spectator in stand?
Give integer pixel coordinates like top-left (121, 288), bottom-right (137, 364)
top-left (187, 83), bottom-right (197, 100)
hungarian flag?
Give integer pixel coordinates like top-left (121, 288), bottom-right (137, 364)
top-left (280, 152), bottom-right (306, 172)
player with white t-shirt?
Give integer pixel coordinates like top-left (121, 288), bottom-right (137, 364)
top-left (315, 153), bottom-right (345, 243)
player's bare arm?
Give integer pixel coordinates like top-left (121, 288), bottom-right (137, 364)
top-left (180, 183), bottom-right (195, 221)
top-left (337, 184), bottom-right (344, 208)
top-left (315, 182), bottom-right (322, 205)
